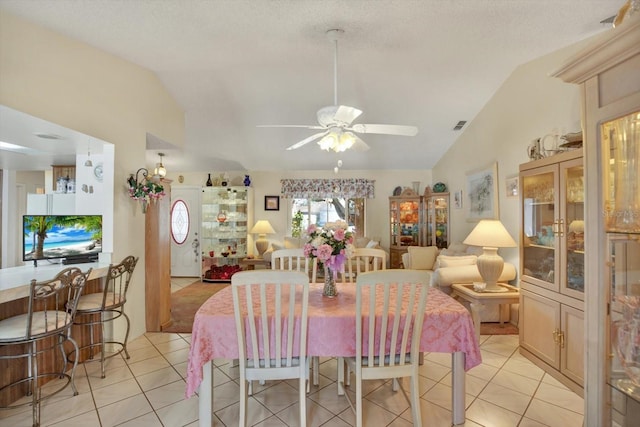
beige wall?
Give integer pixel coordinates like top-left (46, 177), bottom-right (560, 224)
top-left (432, 39), bottom-right (592, 269)
top-left (0, 11), bottom-right (185, 339)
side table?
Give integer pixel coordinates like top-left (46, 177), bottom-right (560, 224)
top-left (240, 257), bottom-right (271, 270)
top-left (451, 283), bottom-right (520, 343)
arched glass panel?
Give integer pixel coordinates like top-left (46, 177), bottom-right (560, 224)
top-left (171, 199), bottom-right (190, 244)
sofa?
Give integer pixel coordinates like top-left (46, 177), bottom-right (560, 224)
top-left (401, 243), bottom-right (518, 322)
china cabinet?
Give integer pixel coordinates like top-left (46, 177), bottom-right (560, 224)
top-left (518, 149), bottom-right (585, 393)
top-left (389, 188), bottom-right (424, 268)
top-left (425, 192), bottom-right (449, 249)
top-left (551, 11), bottom-right (639, 425)
top-left (201, 186), bottom-right (252, 281)
top-left (604, 112), bottom-right (640, 427)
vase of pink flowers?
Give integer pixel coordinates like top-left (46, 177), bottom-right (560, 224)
top-left (303, 221), bottom-right (355, 297)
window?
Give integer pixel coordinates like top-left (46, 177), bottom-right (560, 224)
top-left (170, 200), bottom-right (190, 244)
top-left (291, 198), bottom-right (364, 237)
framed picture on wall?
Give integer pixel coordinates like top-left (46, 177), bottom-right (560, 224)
top-left (466, 162), bottom-right (499, 221)
top-left (453, 190), bottom-right (463, 209)
top-left (264, 195), bottom-right (280, 211)
top-left (505, 175), bottom-right (519, 198)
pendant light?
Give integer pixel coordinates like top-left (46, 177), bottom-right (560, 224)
top-left (154, 152), bottom-right (167, 178)
top-left (84, 142), bottom-right (93, 167)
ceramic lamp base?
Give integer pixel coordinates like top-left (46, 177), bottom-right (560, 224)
top-left (255, 237), bottom-right (269, 257)
top-left (477, 247), bottom-right (505, 292)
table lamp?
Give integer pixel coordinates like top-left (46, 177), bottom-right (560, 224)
top-left (463, 219), bottom-right (517, 292)
top-left (250, 220), bottom-right (275, 258)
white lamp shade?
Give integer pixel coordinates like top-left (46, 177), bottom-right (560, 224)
top-left (250, 220), bottom-right (276, 235)
top-left (463, 220), bottom-right (517, 248)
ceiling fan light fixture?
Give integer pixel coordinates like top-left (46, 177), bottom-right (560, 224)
top-left (317, 129), bottom-right (355, 152)
top-left (318, 133), bottom-right (338, 151)
top-left (338, 132), bottom-right (355, 151)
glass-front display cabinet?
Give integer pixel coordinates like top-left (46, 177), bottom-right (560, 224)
top-left (389, 189), bottom-right (424, 268)
top-left (520, 150), bottom-right (584, 299)
top-left (201, 186), bottom-right (251, 281)
top-left (604, 112), bottom-right (640, 426)
top-left (425, 193), bottom-right (449, 249)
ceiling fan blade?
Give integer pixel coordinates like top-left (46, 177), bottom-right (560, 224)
top-left (333, 105), bottom-right (363, 126)
top-left (350, 124), bottom-right (418, 136)
top-left (257, 124), bottom-right (325, 130)
top-left (285, 131), bottom-right (329, 150)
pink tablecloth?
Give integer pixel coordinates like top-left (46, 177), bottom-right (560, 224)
top-left (186, 284), bottom-right (481, 397)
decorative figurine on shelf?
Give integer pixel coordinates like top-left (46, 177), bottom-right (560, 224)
top-left (433, 182), bottom-right (447, 193)
top-left (206, 173), bottom-right (213, 187)
top-left (220, 172), bottom-right (229, 187)
top-left (243, 174), bottom-right (251, 187)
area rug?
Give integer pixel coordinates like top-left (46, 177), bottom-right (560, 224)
top-left (163, 281), bottom-right (229, 333)
top-left (480, 322), bottom-right (519, 335)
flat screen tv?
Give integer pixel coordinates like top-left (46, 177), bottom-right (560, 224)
top-left (23, 215), bottom-right (102, 265)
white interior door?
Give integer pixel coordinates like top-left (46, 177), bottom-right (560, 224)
top-left (170, 186), bottom-right (201, 277)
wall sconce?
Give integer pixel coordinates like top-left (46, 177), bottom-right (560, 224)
top-left (154, 152), bottom-right (166, 178)
top-left (127, 167), bottom-right (165, 213)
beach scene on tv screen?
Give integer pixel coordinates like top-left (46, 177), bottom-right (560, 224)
top-left (24, 216), bottom-right (102, 261)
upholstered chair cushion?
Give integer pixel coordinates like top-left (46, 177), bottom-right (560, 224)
top-left (407, 246), bottom-right (439, 270)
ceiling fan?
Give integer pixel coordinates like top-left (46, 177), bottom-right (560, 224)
top-left (258, 29), bottom-right (418, 152)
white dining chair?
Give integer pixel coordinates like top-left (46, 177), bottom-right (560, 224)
top-left (271, 248), bottom-right (311, 277)
top-left (346, 248), bottom-right (387, 283)
top-left (231, 270), bottom-right (310, 427)
top-left (340, 269), bottom-right (430, 427)
top-left (271, 248), bottom-right (316, 389)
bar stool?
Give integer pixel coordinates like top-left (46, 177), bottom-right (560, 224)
top-left (71, 255), bottom-right (138, 378)
top-left (0, 267), bottom-right (90, 427)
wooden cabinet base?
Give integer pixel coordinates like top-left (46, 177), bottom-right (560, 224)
top-left (519, 347), bottom-right (583, 397)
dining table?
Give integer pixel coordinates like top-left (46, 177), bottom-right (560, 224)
top-left (186, 283), bottom-right (481, 426)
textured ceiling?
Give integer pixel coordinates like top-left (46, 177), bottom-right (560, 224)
top-left (0, 0), bottom-right (620, 172)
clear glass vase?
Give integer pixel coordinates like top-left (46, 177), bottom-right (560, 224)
top-left (323, 266), bottom-right (338, 297)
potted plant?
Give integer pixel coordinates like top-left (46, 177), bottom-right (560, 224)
top-left (291, 211), bottom-right (303, 238)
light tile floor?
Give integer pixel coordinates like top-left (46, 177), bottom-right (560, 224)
top-left (0, 278), bottom-right (585, 426)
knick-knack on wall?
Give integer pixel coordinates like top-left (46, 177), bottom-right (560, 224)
top-left (206, 173), bottom-right (213, 187)
top-left (243, 174), bottom-right (251, 187)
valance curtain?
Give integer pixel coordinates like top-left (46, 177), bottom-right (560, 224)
top-left (280, 178), bottom-right (375, 199)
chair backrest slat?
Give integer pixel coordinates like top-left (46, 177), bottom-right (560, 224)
top-left (355, 270), bottom-right (430, 367)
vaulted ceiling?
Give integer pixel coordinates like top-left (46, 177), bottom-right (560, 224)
top-left (0, 1), bottom-right (620, 172)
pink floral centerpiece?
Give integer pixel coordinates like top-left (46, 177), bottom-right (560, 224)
top-left (303, 221), bottom-right (355, 296)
